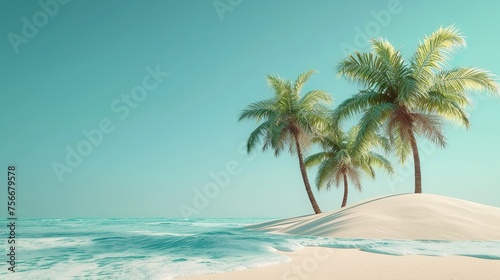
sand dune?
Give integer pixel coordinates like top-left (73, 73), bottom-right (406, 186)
top-left (246, 193), bottom-right (500, 240)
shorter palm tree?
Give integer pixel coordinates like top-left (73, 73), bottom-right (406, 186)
top-left (305, 125), bottom-right (393, 208)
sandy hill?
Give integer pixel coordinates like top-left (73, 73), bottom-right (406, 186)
top-left (247, 194), bottom-right (500, 240)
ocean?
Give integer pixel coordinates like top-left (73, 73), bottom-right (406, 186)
top-left (2, 218), bottom-right (500, 279)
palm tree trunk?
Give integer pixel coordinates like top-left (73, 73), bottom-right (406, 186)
top-left (341, 173), bottom-right (348, 208)
top-left (409, 131), bottom-right (422, 193)
top-left (293, 133), bottom-right (322, 214)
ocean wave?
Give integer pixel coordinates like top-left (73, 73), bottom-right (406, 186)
top-left (18, 237), bottom-right (93, 251)
top-left (4, 218), bottom-right (500, 279)
top-left (127, 230), bottom-right (194, 236)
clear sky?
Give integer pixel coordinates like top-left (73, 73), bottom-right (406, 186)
top-left (1, 0), bottom-right (500, 218)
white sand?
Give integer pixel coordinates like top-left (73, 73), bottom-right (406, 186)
top-left (247, 193), bottom-right (500, 240)
top-left (178, 194), bottom-right (500, 279)
top-left (179, 247), bottom-right (500, 280)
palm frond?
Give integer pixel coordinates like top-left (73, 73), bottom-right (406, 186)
top-left (268, 119), bottom-right (291, 157)
top-left (355, 103), bottom-right (396, 151)
top-left (356, 157), bottom-right (376, 179)
top-left (300, 90), bottom-right (333, 110)
top-left (246, 120), bottom-right (270, 153)
top-left (346, 168), bottom-right (362, 191)
top-left (298, 105), bottom-right (331, 135)
top-left (411, 25), bottom-right (466, 83)
top-left (412, 113), bottom-right (447, 148)
top-left (389, 131), bottom-right (412, 163)
top-left (371, 38), bottom-right (409, 93)
top-left (294, 69), bottom-right (316, 95)
top-left (430, 67), bottom-right (499, 97)
top-left (305, 152), bottom-right (331, 168)
top-left (367, 152), bottom-right (394, 174)
top-left (316, 158), bottom-right (340, 190)
top-left (337, 52), bottom-right (388, 90)
top-left (266, 74), bottom-right (289, 98)
top-left (417, 91), bottom-right (470, 127)
top-left (331, 90), bottom-right (387, 124)
top-left (238, 99), bottom-right (277, 122)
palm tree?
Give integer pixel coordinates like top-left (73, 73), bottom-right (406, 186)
top-left (239, 70), bottom-right (332, 214)
top-left (334, 26), bottom-right (498, 193)
top-left (305, 125), bottom-right (393, 207)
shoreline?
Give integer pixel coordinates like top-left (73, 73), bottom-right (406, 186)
top-left (178, 247), bottom-right (500, 280)
top-left (178, 194), bottom-right (500, 279)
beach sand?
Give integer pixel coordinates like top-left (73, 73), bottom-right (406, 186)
top-left (179, 194), bottom-right (500, 279)
top-left (179, 247), bottom-right (500, 280)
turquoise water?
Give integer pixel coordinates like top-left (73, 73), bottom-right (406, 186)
top-left (1, 218), bottom-right (499, 279)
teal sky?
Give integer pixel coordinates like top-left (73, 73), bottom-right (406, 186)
top-left (1, 0), bottom-right (500, 218)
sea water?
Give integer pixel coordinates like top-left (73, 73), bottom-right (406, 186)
top-left (1, 218), bottom-right (499, 279)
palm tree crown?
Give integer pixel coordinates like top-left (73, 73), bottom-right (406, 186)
top-left (305, 125), bottom-right (393, 207)
top-left (334, 25), bottom-right (498, 193)
top-left (239, 69), bottom-right (332, 214)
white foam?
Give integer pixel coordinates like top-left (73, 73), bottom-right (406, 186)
top-left (288, 237), bottom-right (500, 259)
top-left (18, 237), bottom-right (92, 250)
top-left (127, 230), bottom-right (193, 236)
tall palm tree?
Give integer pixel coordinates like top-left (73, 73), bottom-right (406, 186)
top-left (239, 70), bottom-right (332, 214)
top-left (334, 26), bottom-right (498, 193)
top-left (305, 125), bottom-right (393, 207)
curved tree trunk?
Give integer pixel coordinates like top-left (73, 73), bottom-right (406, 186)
top-left (409, 131), bottom-right (422, 193)
top-left (341, 173), bottom-right (348, 208)
top-left (293, 133), bottom-right (322, 214)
